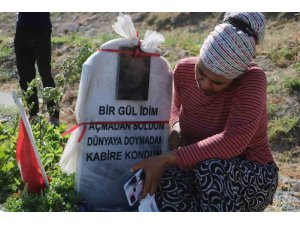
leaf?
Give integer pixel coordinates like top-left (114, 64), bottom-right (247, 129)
top-left (0, 134), bottom-right (7, 141)
top-left (43, 159), bottom-right (53, 168)
top-left (1, 165), bottom-right (7, 172)
top-left (13, 178), bottom-right (21, 186)
top-left (5, 161), bottom-right (14, 170)
top-left (0, 149), bottom-right (5, 159)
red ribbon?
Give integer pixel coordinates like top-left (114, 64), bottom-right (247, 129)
top-left (62, 120), bottom-right (169, 143)
top-left (98, 48), bottom-right (160, 58)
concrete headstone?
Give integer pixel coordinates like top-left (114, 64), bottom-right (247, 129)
top-left (77, 42), bottom-right (172, 211)
top-left (61, 15), bottom-right (172, 211)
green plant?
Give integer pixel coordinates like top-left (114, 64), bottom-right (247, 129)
top-left (0, 117), bottom-right (20, 203)
top-left (268, 116), bottom-right (299, 144)
top-left (267, 102), bottom-right (280, 118)
top-left (267, 83), bottom-right (282, 94)
top-left (0, 116), bottom-right (80, 211)
top-left (0, 44), bottom-right (12, 60)
top-left (0, 36), bottom-right (13, 60)
top-left (0, 35), bottom-right (16, 81)
top-left (161, 29), bottom-right (207, 68)
top-left (282, 76), bottom-right (300, 93)
top-left (0, 106), bottom-right (18, 118)
top-left (268, 36), bottom-right (300, 67)
top-left (58, 43), bottom-right (94, 84)
top-left (4, 172), bottom-right (79, 212)
top-left (0, 31), bottom-right (92, 210)
top-left (294, 62), bottom-right (300, 74)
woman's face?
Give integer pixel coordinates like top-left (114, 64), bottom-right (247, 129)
top-left (195, 59), bottom-right (233, 96)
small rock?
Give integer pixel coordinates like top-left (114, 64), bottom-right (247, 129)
top-left (282, 179), bottom-right (290, 185)
top-left (292, 183), bottom-right (300, 192)
top-left (72, 15), bottom-right (79, 21)
top-left (86, 15), bottom-right (98, 23)
top-left (86, 28), bottom-right (96, 37)
top-left (290, 163), bottom-right (298, 169)
top-left (64, 23), bottom-right (79, 33)
top-left (178, 50), bottom-right (187, 59)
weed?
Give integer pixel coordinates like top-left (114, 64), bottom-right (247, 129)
top-left (0, 67), bottom-right (16, 82)
top-left (268, 116), bottom-right (299, 145)
top-left (267, 83), bottom-right (282, 94)
top-left (0, 35), bottom-right (15, 81)
top-left (267, 102), bottom-right (280, 118)
top-left (0, 44), bottom-right (12, 60)
top-left (0, 35), bottom-right (13, 60)
top-left (294, 62), bottom-right (300, 74)
top-left (0, 106), bottom-right (18, 118)
top-left (268, 35), bottom-right (300, 67)
top-left (282, 76), bottom-right (300, 93)
top-left (0, 116), bottom-right (79, 211)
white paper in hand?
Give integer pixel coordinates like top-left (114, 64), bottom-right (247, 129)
top-left (138, 194), bottom-right (160, 212)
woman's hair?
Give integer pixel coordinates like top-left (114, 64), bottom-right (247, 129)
top-left (199, 12), bottom-right (265, 79)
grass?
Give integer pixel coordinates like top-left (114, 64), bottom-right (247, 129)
top-left (282, 76), bottom-right (300, 93)
top-left (0, 34), bottom-right (15, 81)
top-left (294, 62), bottom-right (300, 74)
top-left (265, 23), bottom-right (300, 67)
top-left (52, 33), bottom-right (118, 50)
top-left (268, 116), bottom-right (299, 144)
top-left (0, 35), bottom-right (13, 61)
top-left (267, 72), bottom-right (300, 94)
top-left (0, 67), bottom-right (15, 82)
top-left (52, 29), bottom-right (208, 69)
top-left (160, 29), bottom-right (208, 68)
top-left (268, 44), bottom-right (299, 67)
top-left (267, 102), bottom-right (280, 118)
top-left (0, 106), bottom-right (18, 118)
top-left (267, 83), bottom-right (281, 94)
top-left (164, 29), bottom-right (207, 52)
top-left (267, 71), bottom-right (300, 150)
top-left (0, 44), bottom-right (12, 60)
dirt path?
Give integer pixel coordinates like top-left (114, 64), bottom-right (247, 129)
top-left (0, 91), bottom-right (15, 108)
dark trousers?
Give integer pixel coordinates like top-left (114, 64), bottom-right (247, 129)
top-left (14, 27), bottom-right (59, 118)
top-left (155, 158), bottom-right (278, 212)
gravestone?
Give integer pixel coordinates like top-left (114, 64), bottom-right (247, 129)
top-left (61, 15), bottom-right (173, 211)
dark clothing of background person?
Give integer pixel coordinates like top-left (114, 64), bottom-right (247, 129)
top-left (14, 12), bottom-right (59, 120)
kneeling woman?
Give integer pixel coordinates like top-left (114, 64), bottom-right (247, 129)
top-left (132, 12), bottom-right (278, 212)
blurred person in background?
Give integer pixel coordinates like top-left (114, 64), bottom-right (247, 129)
top-left (14, 12), bottom-right (59, 126)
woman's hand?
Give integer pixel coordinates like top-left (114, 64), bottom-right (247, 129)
top-left (168, 122), bottom-right (187, 150)
top-left (131, 152), bottom-right (177, 199)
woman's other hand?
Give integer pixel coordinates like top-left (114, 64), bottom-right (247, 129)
top-left (168, 122), bottom-right (187, 150)
top-left (131, 152), bottom-right (177, 199)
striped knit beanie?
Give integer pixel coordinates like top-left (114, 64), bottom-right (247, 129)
top-left (199, 12), bottom-right (265, 79)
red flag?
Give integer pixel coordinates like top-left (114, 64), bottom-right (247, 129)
top-left (16, 118), bottom-right (47, 193)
